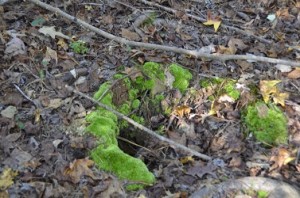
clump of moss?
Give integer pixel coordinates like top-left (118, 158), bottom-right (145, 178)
top-left (244, 102), bottom-right (287, 145)
top-left (86, 82), bottom-right (155, 190)
top-left (223, 81), bottom-right (240, 100)
top-left (86, 62), bottom-right (194, 190)
top-left (169, 64), bottom-right (192, 93)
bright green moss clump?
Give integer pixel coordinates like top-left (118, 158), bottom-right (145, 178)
top-left (86, 62), bottom-right (194, 190)
top-left (86, 81), bottom-right (155, 190)
top-left (169, 64), bottom-right (192, 93)
top-left (244, 102), bottom-right (287, 145)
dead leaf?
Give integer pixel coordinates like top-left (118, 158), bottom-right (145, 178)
top-left (179, 156), bottom-right (194, 164)
top-left (47, 98), bottom-right (62, 109)
top-left (173, 105), bottom-right (191, 118)
top-left (63, 158), bottom-right (96, 183)
top-left (217, 45), bottom-right (236, 55)
top-left (187, 162), bottom-right (217, 178)
top-left (218, 94), bottom-right (235, 103)
top-left (0, 168), bottom-right (18, 190)
top-left (270, 147), bottom-right (295, 170)
top-left (1, 105), bottom-right (17, 119)
top-left (203, 19), bottom-right (221, 32)
top-left (57, 38), bottom-right (68, 50)
top-left (287, 68), bottom-right (300, 79)
top-left (236, 60), bottom-right (253, 71)
top-left (273, 92), bottom-right (289, 107)
top-left (259, 80), bottom-right (289, 106)
top-left (276, 8), bottom-right (295, 21)
top-left (203, 11), bottom-right (221, 32)
top-left (259, 80), bottom-right (280, 103)
top-left (38, 26), bottom-right (70, 40)
top-left (42, 46), bottom-right (58, 66)
top-left (123, 67), bottom-right (143, 81)
top-left (4, 36), bottom-right (26, 58)
top-left (121, 28), bottom-right (140, 41)
top-left (228, 38), bottom-right (248, 51)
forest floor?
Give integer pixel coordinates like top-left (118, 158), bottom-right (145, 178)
top-left (0, 0), bottom-right (300, 197)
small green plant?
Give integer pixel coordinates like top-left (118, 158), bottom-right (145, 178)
top-left (244, 102), bottom-right (288, 145)
top-left (70, 40), bottom-right (89, 54)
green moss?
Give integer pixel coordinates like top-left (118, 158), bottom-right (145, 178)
top-left (93, 82), bottom-right (113, 106)
top-left (244, 102), bottom-right (288, 145)
top-left (169, 64), bottom-right (192, 93)
top-left (142, 62), bottom-right (165, 81)
top-left (132, 99), bottom-right (141, 109)
top-left (86, 82), bottom-right (155, 189)
top-left (86, 62), bottom-right (196, 189)
top-left (224, 81), bottom-right (240, 100)
top-left (129, 89), bottom-right (139, 100)
top-left (257, 190), bottom-right (269, 198)
top-left (91, 145), bottom-right (155, 190)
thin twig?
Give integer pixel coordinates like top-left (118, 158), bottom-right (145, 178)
top-left (28, 0), bottom-right (300, 67)
top-left (13, 84), bottom-right (34, 103)
top-left (65, 85), bottom-right (212, 161)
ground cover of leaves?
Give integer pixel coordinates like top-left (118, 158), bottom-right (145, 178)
top-left (0, 0), bottom-right (300, 197)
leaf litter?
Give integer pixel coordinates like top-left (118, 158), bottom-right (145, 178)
top-left (0, 0), bottom-right (300, 197)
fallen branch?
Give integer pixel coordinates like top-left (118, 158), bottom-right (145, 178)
top-left (65, 85), bottom-right (212, 161)
top-left (28, 0), bottom-right (300, 67)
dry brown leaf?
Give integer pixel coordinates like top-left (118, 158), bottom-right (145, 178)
top-left (47, 98), bottom-right (62, 109)
top-left (63, 158), bottom-right (96, 183)
top-left (259, 80), bottom-right (280, 103)
top-left (276, 8), bottom-right (294, 20)
top-left (173, 105), bottom-right (191, 118)
top-left (121, 28), bottom-right (140, 41)
top-left (217, 45), bottom-right (236, 55)
top-left (273, 92), bottom-right (289, 107)
top-left (228, 38), bottom-right (248, 51)
top-left (42, 46), bottom-right (58, 65)
top-left (260, 80), bottom-right (288, 106)
top-left (57, 38), bottom-right (68, 50)
top-left (287, 68), bottom-right (300, 79)
top-left (270, 148), bottom-right (295, 170)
